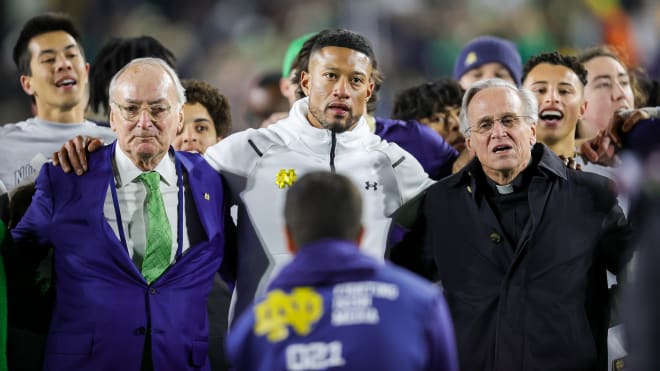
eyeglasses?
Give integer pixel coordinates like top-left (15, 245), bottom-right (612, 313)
top-left (469, 114), bottom-right (531, 135)
top-left (112, 101), bottom-right (172, 122)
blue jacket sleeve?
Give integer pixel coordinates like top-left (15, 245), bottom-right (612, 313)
top-left (10, 164), bottom-right (54, 246)
top-left (425, 291), bottom-right (459, 371)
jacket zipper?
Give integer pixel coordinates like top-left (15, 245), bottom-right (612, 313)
top-left (330, 130), bottom-right (337, 173)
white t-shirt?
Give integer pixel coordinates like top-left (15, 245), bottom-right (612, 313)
top-left (0, 117), bottom-right (116, 193)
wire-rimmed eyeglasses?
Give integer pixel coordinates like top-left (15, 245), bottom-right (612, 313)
top-left (112, 101), bottom-right (172, 122)
top-left (469, 114), bottom-right (532, 135)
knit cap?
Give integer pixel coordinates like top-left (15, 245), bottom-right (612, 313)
top-left (453, 36), bottom-right (522, 86)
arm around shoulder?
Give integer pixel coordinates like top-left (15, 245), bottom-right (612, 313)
top-left (385, 143), bottom-right (435, 205)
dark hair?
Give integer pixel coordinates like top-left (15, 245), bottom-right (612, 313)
top-left (310, 29), bottom-right (375, 62)
top-left (284, 172), bottom-right (362, 247)
top-left (182, 79), bottom-right (232, 138)
top-left (291, 29), bottom-right (384, 114)
top-left (631, 67), bottom-right (660, 107)
top-left (13, 13), bottom-right (84, 76)
top-left (391, 78), bottom-right (464, 121)
top-left (522, 51), bottom-right (588, 86)
top-left (88, 36), bottom-right (176, 115)
top-left (577, 45), bottom-right (647, 107)
top-left (256, 71), bottom-right (282, 88)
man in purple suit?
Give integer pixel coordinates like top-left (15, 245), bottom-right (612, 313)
top-left (11, 57), bottom-right (235, 371)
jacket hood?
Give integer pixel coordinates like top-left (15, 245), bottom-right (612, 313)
top-left (268, 239), bottom-right (378, 289)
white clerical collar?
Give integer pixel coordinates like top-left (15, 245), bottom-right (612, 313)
top-left (495, 183), bottom-right (514, 195)
top-left (114, 145), bottom-right (176, 187)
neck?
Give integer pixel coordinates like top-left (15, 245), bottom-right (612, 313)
top-left (364, 114), bottom-right (376, 133)
top-left (134, 153), bottom-right (167, 172)
top-left (576, 120), bottom-right (597, 140)
top-left (483, 157), bottom-right (530, 185)
top-left (484, 169), bottom-right (522, 185)
top-left (36, 103), bottom-right (86, 123)
top-left (544, 137), bottom-right (575, 158)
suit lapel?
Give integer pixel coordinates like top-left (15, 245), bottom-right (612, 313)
top-left (177, 153), bottom-right (220, 242)
top-left (86, 144), bottom-right (145, 280)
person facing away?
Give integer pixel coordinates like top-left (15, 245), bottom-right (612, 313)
top-left (391, 78), bottom-right (633, 371)
top-left (0, 13), bottom-right (115, 193)
top-left (11, 57), bottom-right (235, 371)
top-left (226, 171), bottom-right (459, 371)
top-left (51, 29), bottom-right (434, 323)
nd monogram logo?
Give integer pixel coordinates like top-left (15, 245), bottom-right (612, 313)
top-left (253, 287), bottom-right (324, 342)
top-left (365, 181), bottom-right (378, 191)
top-left (276, 169), bottom-right (297, 189)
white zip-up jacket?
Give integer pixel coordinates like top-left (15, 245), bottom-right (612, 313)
top-left (204, 98), bottom-right (434, 317)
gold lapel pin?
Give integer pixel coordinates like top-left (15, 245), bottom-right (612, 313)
top-left (204, 193), bottom-right (210, 201)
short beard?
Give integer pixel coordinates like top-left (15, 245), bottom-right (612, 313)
top-left (308, 103), bottom-right (356, 134)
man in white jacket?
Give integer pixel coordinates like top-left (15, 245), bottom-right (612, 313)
top-left (204, 29), bottom-right (433, 317)
top-left (55, 29), bottom-right (434, 319)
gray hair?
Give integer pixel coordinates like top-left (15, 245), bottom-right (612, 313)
top-left (108, 57), bottom-right (186, 105)
top-left (459, 78), bottom-right (538, 137)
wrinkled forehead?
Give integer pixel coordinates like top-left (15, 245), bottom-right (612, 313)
top-left (113, 64), bottom-right (176, 103)
top-left (468, 86), bottom-right (522, 120)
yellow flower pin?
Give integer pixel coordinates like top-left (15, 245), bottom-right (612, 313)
top-left (275, 169), bottom-right (297, 189)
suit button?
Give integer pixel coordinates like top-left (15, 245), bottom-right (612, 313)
top-left (490, 232), bottom-right (502, 244)
top-left (150, 288), bottom-right (157, 295)
top-left (137, 326), bottom-right (147, 335)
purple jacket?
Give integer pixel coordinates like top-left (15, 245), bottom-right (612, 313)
top-left (227, 239), bottom-right (459, 371)
top-left (12, 144), bottom-right (234, 371)
top-left (375, 117), bottom-right (458, 180)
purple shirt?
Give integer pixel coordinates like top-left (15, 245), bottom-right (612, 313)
top-left (375, 117), bottom-right (458, 180)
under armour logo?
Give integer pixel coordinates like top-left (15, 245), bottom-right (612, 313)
top-left (365, 181), bottom-right (378, 191)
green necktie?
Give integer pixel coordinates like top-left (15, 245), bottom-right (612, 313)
top-left (139, 171), bottom-right (172, 284)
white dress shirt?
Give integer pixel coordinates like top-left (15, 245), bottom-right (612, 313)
top-left (104, 147), bottom-right (190, 269)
